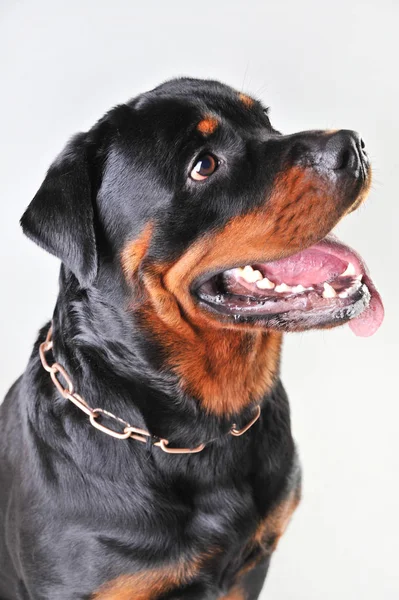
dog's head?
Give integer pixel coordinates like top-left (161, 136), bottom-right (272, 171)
top-left (21, 78), bottom-right (384, 341)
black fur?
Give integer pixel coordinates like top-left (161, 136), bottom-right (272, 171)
top-left (0, 77), bottom-right (363, 599)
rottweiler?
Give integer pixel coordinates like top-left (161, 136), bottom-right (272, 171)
top-left (0, 78), bottom-right (384, 600)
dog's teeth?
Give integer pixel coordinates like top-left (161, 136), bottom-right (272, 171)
top-left (256, 276), bottom-right (275, 290)
top-left (241, 265), bottom-right (254, 279)
top-left (292, 285), bottom-right (306, 293)
top-left (339, 290), bottom-right (349, 298)
top-left (250, 270), bottom-right (263, 283)
top-left (348, 281), bottom-right (361, 293)
top-left (240, 266), bottom-right (254, 282)
top-left (341, 262), bottom-right (356, 277)
top-left (355, 274), bottom-right (363, 281)
top-left (275, 283), bottom-right (291, 293)
top-left (322, 282), bottom-right (337, 298)
top-left (238, 266), bottom-right (263, 283)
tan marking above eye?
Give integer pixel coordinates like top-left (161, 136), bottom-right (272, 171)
top-left (238, 93), bottom-right (255, 108)
top-left (197, 116), bottom-right (219, 135)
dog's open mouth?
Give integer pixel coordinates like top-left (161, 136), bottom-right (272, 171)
top-left (194, 236), bottom-right (384, 336)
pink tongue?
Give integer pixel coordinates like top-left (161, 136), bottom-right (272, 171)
top-left (261, 249), bottom-right (347, 286)
top-left (349, 275), bottom-right (384, 337)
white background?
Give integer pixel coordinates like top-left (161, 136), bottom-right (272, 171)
top-left (1, 1), bottom-right (398, 598)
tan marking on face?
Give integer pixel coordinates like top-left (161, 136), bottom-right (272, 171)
top-left (121, 223), bottom-right (154, 280)
top-left (238, 93), bottom-right (254, 108)
top-left (197, 116), bottom-right (219, 135)
top-left (122, 164), bottom-right (371, 416)
top-left (137, 166), bottom-right (346, 414)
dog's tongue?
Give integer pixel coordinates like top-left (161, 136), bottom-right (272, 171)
top-left (348, 274), bottom-right (384, 337)
top-left (314, 237), bottom-right (384, 337)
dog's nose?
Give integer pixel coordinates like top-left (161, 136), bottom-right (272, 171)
top-left (324, 130), bottom-right (368, 172)
top-left (287, 129), bottom-right (368, 176)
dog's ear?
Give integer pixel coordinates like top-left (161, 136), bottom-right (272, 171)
top-left (20, 133), bottom-right (98, 287)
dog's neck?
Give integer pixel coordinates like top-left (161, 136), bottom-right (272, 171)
top-left (139, 309), bottom-right (283, 417)
top-left (46, 268), bottom-right (283, 443)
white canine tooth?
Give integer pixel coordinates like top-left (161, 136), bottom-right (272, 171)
top-left (242, 265), bottom-right (254, 281)
top-left (238, 266), bottom-right (263, 283)
top-left (341, 262), bottom-right (356, 277)
top-left (292, 285), bottom-right (306, 293)
top-left (355, 274), bottom-right (363, 281)
top-left (322, 282), bottom-right (337, 298)
top-left (248, 269), bottom-right (263, 283)
top-left (256, 277), bottom-right (275, 290)
top-left (240, 266), bottom-right (263, 283)
top-left (275, 283), bottom-right (292, 293)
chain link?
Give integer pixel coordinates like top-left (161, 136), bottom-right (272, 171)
top-left (39, 326), bottom-right (261, 453)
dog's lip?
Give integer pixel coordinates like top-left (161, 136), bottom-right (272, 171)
top-left (192, 234), bottom-right (384, 337)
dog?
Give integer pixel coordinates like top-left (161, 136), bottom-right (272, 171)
top-left (0, 78), bottom-right (384, 600)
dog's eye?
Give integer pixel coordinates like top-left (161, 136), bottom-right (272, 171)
top-left (190, 154), bottom-right (218, 181)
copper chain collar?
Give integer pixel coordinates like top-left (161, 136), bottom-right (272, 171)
top-left (39, 326), bottom-right (261, 455)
